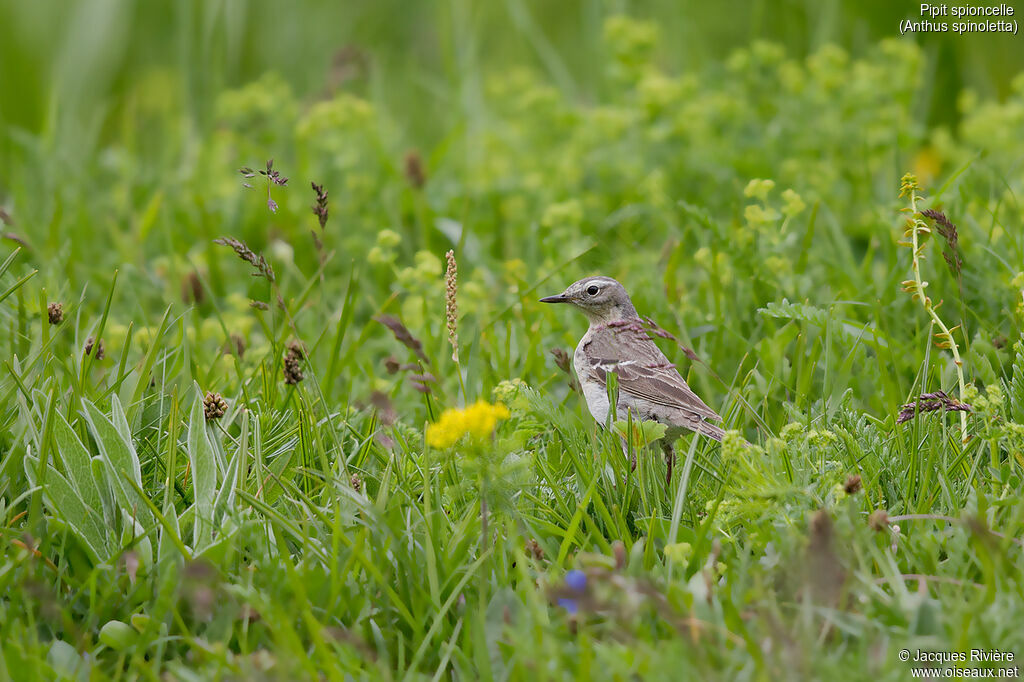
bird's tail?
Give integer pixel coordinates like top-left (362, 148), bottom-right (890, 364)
top-left (695, 420), bottom-right (725, 441)
top-left (695, 420), bottom-right (756, 448)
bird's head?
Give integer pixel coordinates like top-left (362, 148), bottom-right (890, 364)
top-left (540, 276), bottom-right (638, 323)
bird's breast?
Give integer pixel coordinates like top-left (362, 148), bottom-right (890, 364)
top-left (574, 336), bottom-right (610, 425)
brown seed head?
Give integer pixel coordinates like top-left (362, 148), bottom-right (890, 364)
top-left (404, 150), bottom-right (426, 189)
top-left (283, 341), bottom-right (305, 385)
top-left (203, 392), bottom-right (228, 420)
top-left (47, 302), bottom-right (64, 325)
top-left (843, 474), bottom-right (863, 495)
top-left (182, 271), bottom-right (204, 305)
top-left (868, 510), bottom-right (890, 532)
top-left (84, 337), bottom-right (105, 360)
top-left (222, 334), bottom-right (245, 358)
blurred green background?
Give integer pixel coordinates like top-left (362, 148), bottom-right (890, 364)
top-left (2, 0), bottom-right (1023, 159)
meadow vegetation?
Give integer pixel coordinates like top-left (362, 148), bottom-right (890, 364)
top-left (2, 5), bottom-right (1024, 680)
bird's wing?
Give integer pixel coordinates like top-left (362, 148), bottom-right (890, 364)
top-left (581, 321), bottom-right (722, 422)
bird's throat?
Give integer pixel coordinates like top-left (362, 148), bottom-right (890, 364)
top-left (584, 301), bottom-right (639, 327)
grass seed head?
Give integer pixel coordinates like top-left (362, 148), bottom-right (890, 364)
top-left (897, 390), bottom-right (972, 424)
top-left (260, 159), bottom-right (288, 186)
top-left (920, 208), bottom-right (963, 278)
top-left (311, 181), bottom-right (329, 229)
top-left (445, 250), bottom-right (459, 363)
top-left (214, 237), bottom-right (276, 282)
top-left (375, 314), bottom-right (429, 364)
top-left (550, 347), bottom-right (580, 393)
top-left (47, 302), bottom-right (63, 325)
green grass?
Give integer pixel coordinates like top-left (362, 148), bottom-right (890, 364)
top-left (3, 4), bottom-right (1024, 680)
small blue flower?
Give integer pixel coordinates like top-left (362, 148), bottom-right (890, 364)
top-left (565, 569), bottom-right (587, 592)
top-left (557, 598), bottom-right (578, 614)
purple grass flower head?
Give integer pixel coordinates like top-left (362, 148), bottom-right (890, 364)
top-left (260, 159), bottom-right (288, 186)
top-left (239, 159), bottom-right (288, 213)
top-left (557, 597), bottom-right (578, 614)
top-left (565, 569), bottom-right (587, 592)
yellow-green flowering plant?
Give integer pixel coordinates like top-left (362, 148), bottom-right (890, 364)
top-left (426, 400), bottom-right (517, 548)
top-left (425, 401), bottom-right (510, 450)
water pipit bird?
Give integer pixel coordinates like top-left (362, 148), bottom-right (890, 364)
top-left (541, 276), bottom-right (723, 485)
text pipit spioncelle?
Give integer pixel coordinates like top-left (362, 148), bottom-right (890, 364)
top-left (541, 276), bottom-right (724, 485)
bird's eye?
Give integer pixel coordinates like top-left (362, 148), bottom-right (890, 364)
top-left (586, 285), bottom-right (599, 296)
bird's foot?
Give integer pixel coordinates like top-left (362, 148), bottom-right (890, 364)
top-left (662, 443), bottom-right (675, 488)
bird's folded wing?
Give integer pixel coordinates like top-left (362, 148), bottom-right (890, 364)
top-left (582, 324), bottom-right (722, 422)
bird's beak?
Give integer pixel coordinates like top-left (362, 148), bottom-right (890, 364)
top-left (539, 293), bottom-right (570, 303)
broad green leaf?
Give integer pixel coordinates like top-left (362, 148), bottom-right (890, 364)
top-left (188, 390), bottom-right (217, 549)
top-left (82, 399), bottom-right (141, 484)
top-left (91, 456), bottom-right (116, 528)
top-left (214, 445), bottom-right (241, 523)
top-left (51, 410), bottom-right (102, 513)
top-left (24, 455), bottom-right (109, 562)
top-left (109, 396), bottom-right (133, 456)
top-left (81, 399), bottom-right (153, 529)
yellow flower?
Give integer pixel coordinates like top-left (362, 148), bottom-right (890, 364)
top-left (426, 401), bottom-right (510, 449)
top-left (781, 189), bottom-right (806, 218)
top-left (663, 542), bottom-right (692, 563)
top-left (743, 178), bottom-right (775, 200)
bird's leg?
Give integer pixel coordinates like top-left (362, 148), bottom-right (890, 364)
top-left (661, 440), bottom-right (675, 488)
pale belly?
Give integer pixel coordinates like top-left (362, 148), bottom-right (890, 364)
top-left (574, 341), bottom-right (610, 424)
